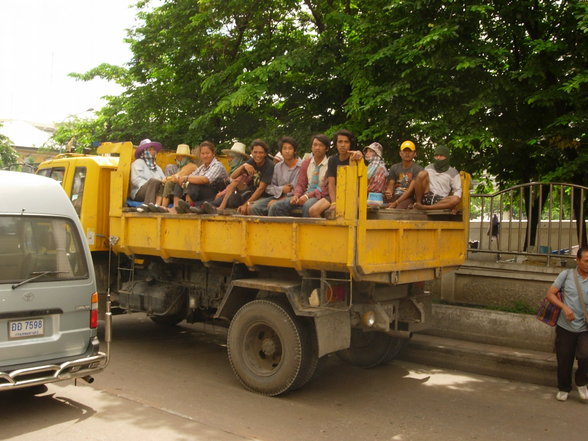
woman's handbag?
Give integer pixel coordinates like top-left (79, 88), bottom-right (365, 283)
top-left (536, 269), bottom-right (570, 326)
top-left (536, 290), bottom-right (563, 326)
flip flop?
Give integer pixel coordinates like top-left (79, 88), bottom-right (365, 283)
top-left (176, 200), bottom-right (190, 214)
top-left (201, 201), bottom-right (217, 214)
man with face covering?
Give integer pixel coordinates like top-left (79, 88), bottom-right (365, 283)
top-left (413, 144), bottom-right (461, 211)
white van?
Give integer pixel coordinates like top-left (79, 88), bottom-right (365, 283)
top-left (0, 171), bottom-right (110, 390)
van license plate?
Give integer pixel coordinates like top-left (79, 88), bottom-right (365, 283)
top-left (8, 318), bottom-right (45, 339)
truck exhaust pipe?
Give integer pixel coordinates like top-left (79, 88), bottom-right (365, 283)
top-left (81, 375), bottom-right (94, 384)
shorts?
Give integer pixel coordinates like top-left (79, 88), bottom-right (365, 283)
top-left (421, 192), bottom-right (444, 206)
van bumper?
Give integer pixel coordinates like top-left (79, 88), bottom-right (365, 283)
top-left (0, 337), bottom-right (109, 391)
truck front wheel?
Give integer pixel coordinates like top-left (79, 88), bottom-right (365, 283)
top-left (227, 299), bottom-right (304, 396)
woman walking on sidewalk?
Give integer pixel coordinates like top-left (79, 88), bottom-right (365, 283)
top-left (545, 245), bottom-right (588, 402)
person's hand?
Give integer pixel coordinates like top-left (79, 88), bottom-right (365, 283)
top-left (243, 164), bottom-right (255, 175)
top-left (350, 150), bottom-right (363, 161)
top-left (388, 201), bottom-right (398, 209)
top-left (283, 184), bottom-right (293, 194)
top-left (563, 305), bottom-right (575, 321)
top-left (237, 203), bottom-right (248, 214)
top-left (294, 194), bottom-right (309, 206)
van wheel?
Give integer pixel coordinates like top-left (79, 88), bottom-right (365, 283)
top-left (336, 329), bottom-right (405, 368)
top-left (227, 299), bottom-right (304, 396)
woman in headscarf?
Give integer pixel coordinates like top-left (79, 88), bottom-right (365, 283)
top-left (129, 139), bottom-right (165, 206)
top-left (363, 142), bottom-right (388, 194)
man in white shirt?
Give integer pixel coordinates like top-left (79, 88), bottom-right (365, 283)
top-left (413, 145), bottom-right (461, 211)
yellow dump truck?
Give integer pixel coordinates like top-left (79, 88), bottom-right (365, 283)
top-left (37, 142), bottom-right (470, 395)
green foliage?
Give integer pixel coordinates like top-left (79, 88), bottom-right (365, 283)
top-left (0, 126), bottom-right (19, 168)
top-left (49, 118), bottom-right (99, 153)
top-left (64, 0), bottom-right (587, 187)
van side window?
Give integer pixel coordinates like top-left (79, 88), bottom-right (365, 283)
top-left (71, 167), bottom-right (87, 216)
top-left (0, 216), bottom-right (89, 283)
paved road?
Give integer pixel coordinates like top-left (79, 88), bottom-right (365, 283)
top-left (1, 314), bottom-right (586, 441)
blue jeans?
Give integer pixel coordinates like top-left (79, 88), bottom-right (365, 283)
top-left (268, 196), bottom-right (318, 217)
top-left (250, 196), bottom-right (274, 216)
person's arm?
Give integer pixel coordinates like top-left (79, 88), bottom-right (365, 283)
top-left (546, 285), bottom-right (574, 321)
top-left (349, 150), bottom-right (364, 161)
top-left (265, 165), bottom-right (284, 198)
top-left (451, 172), bottom-right (462, 198)
top-left (130, 161), bottom-right (148, 189)
top-left (384, 179), bottom-right (395, 201)
top-left (327, 176), bottom-right (336, 203)
top-left (293, 159), bottom-right (310, 197)
top-left (231, 162), bottom-right (254, 180)
top-left (183, 175), bottom-right (209, 185)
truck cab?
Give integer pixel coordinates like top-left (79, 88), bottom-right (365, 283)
top-left (0, 171), bottom-right (110, 391)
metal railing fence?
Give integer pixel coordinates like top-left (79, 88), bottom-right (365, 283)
top-left (469, 182), bottom-right (587, 265)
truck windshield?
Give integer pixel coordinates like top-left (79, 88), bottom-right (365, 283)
top-left (0, 215), bottom-right (89, 284)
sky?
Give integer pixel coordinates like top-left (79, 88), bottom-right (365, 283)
top-left (0, 0), bottom-right (139, 125)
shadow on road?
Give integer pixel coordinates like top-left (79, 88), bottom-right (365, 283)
top-left (0, 387), bottom-right (95, 439)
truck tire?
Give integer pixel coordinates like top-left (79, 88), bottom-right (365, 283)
top-left (227, 299), bottom-right (304, 396)
top-left (336, 329), bottom-right (404, 368)
top-left (290, 318), bottom-right (319, 391)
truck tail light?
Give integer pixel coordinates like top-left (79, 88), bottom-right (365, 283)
top-left (90, 292), bottom-right (99, 329)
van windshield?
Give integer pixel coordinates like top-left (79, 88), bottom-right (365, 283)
top-left (0, 216), bottom-right (89, 284)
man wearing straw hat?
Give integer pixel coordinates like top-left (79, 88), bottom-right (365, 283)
top-left (160, 143), bottom-right (198, 208)
top-left (221, 141), bottom-right (249, 176)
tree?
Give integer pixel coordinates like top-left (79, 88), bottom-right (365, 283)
top-left (0, 125), bottom-right (18, 168)
top-left (69, 0), bottom-right (587, 189)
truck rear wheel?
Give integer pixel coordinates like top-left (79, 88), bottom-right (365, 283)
top-left (336, 329), bottom-right (406, 368)
top-left (227, 299), bottom-right (304, 396)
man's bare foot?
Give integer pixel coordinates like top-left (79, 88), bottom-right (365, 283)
top-left (413, 202), bottom-right (426, 210)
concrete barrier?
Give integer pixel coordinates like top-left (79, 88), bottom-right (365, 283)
top-left (426, 304), bottom-right (555, 352)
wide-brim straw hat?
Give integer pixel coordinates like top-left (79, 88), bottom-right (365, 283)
top-left (172, 143), bottom-right (197, 159)
top-left (221, 141), bottom-right (249, 159)
top-left (135, 139), bottom-right (163, 159)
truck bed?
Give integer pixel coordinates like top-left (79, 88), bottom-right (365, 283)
top-left (108, 143), bottom-right (469, 284)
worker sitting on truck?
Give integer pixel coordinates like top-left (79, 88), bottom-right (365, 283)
top-left (175, 141), bottom-right (228, 213)
top-left (129, 139), bottom-right (165, 206)
top-left (384, 140), bottom-right (424, 209)
top-left (268, 134), bottom-right (330, 217)
top-left (363, 142), bottom-right (388, 194)
top-left (413, 144), bottom-right (461, 211)
top-left (250, 136), bottom-right (302, 216)
top-left (160, 143), bottom-right (198, 209)
top-left (308, 129), bottom-right (364, 218)
top-left (203, 139), bottom-right (274, 215)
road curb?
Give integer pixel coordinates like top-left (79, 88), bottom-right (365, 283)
top-left (399, 333), bottom-right (557, 387)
